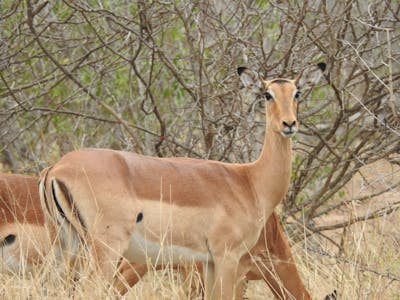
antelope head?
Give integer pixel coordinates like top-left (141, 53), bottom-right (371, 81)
top-left (238, 62), bottom-right (326, 138)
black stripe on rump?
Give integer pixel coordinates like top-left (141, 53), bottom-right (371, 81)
top-left (53, 179), bottom-right (87, 231)
top-left (51, 179), bottom-right (67, 220)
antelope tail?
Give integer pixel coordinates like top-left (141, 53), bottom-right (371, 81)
top-left (39, 167), bottom-right (87, 243)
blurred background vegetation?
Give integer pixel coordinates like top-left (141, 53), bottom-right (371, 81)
top-left (1, 1), bottom-right (399, 295)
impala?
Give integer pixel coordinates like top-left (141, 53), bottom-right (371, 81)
top-left (39, 63), bottom-right (326, 300)
top-left (0, 173), bottom-right (53, 272)
top-left (0, 175), bottom-right (311, 299)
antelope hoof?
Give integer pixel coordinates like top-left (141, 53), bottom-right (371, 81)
top-left (324, 289), bottom-right (337, 300)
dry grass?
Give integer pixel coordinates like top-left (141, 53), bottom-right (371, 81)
top-left (1, 217), bottom-right (398, 300)
top-left (299, 213), bottom-right (400, 300)
top-left (245, 205), bottom-right (400, 300)
top-left (1, 212), bottom-right (399, 300)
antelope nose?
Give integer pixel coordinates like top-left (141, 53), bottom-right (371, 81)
top-left (282, 120), bottom-right (296, 129)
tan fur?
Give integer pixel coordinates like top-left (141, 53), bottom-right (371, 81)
top-left (39, 65), bottom-right (324, 300)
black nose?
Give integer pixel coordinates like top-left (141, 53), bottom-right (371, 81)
top-left (283, 120), bottom-right (296, 129)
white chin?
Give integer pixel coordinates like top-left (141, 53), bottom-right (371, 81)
top-left (281, 131), bottom-right (296, 138)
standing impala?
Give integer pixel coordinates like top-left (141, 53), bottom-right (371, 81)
top-left (0, 175), bottom-right (311, 299)
top-left (40, 63), bottom-right (326, 300)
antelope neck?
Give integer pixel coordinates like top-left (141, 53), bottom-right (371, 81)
top-left (247, 125), bottom-right (292, 215)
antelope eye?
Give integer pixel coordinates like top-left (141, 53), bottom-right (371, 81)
top-left (294, 91), bottom-right (301, 100)
top-left (264, 92), bottom-right (273, 101)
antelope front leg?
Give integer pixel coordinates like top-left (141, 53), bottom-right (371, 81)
top-left (203, 260), bottom-right (215, 300)
top-left (235, 254), bottom-right (253, 299)
top-left (210, 254), bottom-right (241, 300)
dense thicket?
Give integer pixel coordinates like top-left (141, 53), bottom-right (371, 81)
top-left (1, 0), bottom-right (399, 247)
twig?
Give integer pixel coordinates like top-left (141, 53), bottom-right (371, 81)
top-left (307, 247), bottom-right (400, 283)
top-left (26, 0), bottom-right (138, 144)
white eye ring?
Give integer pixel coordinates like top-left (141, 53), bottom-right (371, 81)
top-left (264, 92), bottom-right (273, 101)
top-left (264, 89), bottom-right (275, 101)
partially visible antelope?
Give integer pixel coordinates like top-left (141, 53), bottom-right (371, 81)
top-left (0, 173), bottom-right (53, 273)
top-left (40, 63), bottom-right (326, 300)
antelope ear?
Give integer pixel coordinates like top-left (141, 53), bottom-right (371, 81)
top-left (295, 62), bottom-right (326, 89)
top-left (237, 67), bottom-right (263, 92)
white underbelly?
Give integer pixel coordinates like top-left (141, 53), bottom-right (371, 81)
top-left (124, 231), bottom-right (211, 265)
